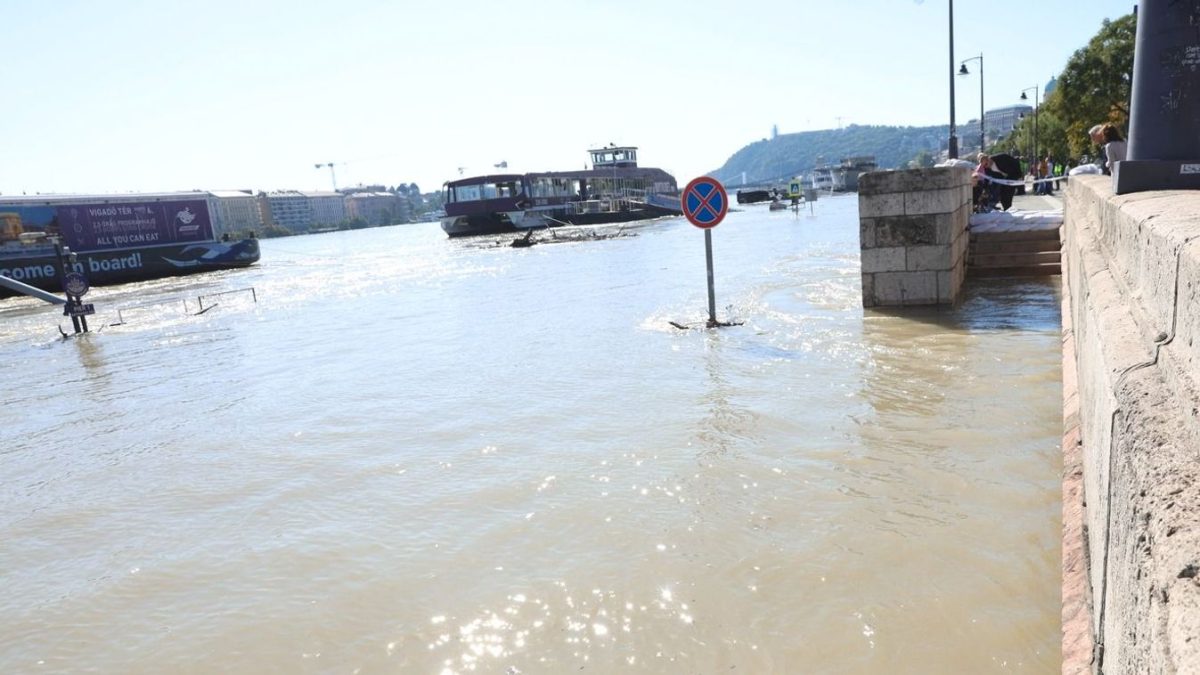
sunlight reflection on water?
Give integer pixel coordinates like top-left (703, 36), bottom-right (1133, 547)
top-left (0, 197), bottom-right (1061, 673)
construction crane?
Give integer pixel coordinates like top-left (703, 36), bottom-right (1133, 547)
top-left (314, 162), bottom-right (338, 191)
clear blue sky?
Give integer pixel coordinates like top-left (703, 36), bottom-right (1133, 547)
top-left (2, 0), bottom-right (1136, 196)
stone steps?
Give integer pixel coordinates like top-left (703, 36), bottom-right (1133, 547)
top-left (968, 263), bottom-right (1063, 277)
top-left (970, 238), bottom-right (1061, 254)
top-left (968, 229), bottom-right (1062, 276)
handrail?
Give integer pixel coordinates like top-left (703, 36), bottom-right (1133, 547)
top-left (197, 287), bottom-right (257, 311)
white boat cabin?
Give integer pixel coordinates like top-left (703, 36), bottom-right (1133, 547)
top-left (589, 146), bottom-right (639, 169)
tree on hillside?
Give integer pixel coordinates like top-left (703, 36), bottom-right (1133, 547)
top-left (911, 150), bottom-right (935, 168)
top-left (712, 124), bottom-right (949, 184)
top-left (1045, 13), bottom-right (1136, 157)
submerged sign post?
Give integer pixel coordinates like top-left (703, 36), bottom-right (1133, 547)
top-left (681, 176), bottom-right (730, 328)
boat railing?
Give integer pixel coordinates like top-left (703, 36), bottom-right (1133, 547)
top-left (622, 187), bottom-right (647, 202)
top-left (565, 188), bottom-right (653, 215)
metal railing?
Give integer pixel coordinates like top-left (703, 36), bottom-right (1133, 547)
top-left (113, 297), bottom-right (192, 325)
top-left (110, 286), bottom-right (257, 324)
top-left (197, 287), bottom-right (257, 313)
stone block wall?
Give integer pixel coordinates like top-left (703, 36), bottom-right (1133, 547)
top-left (857, 166), bottom-right (972, 307)
top-left (1063, 175), bottom-right (1200, 673)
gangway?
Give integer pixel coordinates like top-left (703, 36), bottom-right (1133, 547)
top-left (0, 275), bottom-right (67, 305)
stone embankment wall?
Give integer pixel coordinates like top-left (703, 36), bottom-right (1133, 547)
top-left (1063, 175), bottom-right (1200, 674)
top-left (858, 167), bottom-right (971, 307)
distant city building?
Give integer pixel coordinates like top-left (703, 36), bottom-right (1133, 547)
top-left (210, 190), bottom-right (263, 234)
top-left (345, 192), bottom-right (400, 226)
top-left (302, 191), bottom-right (346, 227)
top-left (1044, 76), bottom-right (1057, 97)
top-left (258, 191), bottom-right (312, 231)
top-left (984, 104), bottom-right (1034, 142)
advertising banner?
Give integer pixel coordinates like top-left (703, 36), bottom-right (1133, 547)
top-left (0, 199), bottom-right (213, 251)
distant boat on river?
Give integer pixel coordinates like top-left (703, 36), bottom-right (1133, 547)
top-left (440, 146), bottom-right (681, 237)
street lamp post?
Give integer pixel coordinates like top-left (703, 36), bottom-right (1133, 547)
top-left (947, 0), bottom-right (958, 159)
top-left (1020, 86), bottom-right (1040, 174)
top-left (958, 54), bottom-right (984, 153)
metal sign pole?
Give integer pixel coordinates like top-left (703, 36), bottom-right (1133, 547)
top-left (53, 240), bottom-right (82, 334)
top-left (704, 229), bottom-right (717, 326)
top-left (676, 175), bottom-right (738, 330)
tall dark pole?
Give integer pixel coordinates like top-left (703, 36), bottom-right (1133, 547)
top-left (1021, 86), bottom-right (1039, 177)
top-left (959, 55), bottom-right (984, 153)
top-left (978, 55), bottom-right (985, 151)
top-left (947, 0), bottom-right (958, 159)
top-left (1114, 0), bottom-right (1200, 193)
top-left (1034, 87), bottom-right (1039, 170)
top-left (53, 239), bottom-right (82, 334)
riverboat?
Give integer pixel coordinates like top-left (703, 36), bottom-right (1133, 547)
top-left (0, 193), bottom-right (260, 298)
top-left (833, 156), bottom-right (878, 192)
top-left (736, 189), bottom-right (773, 204)
top-left (811, 164), bottom-right (835, 192)
top-left (440, 146), bottom-right (681, 237)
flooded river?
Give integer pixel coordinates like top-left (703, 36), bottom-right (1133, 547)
top-left (0, 195), bottom-right (1061, 673)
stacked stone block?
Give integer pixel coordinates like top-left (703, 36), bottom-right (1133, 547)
top-left (857, 167), bottom-right (972, 307)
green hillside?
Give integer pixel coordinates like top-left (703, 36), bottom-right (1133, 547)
top-left (712, 124), bottom-right (951, 185)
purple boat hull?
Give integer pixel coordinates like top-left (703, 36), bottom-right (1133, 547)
top-left (0, 239), bottom-right (260, 298)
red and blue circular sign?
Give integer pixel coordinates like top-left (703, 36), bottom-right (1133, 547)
top-left (681, 176), bottom-right (728, 229)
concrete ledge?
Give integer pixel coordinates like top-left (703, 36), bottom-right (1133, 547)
top-left (1063, 176), bottom-right (1200, 673)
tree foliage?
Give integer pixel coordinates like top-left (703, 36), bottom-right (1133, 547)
top-left (991, 107), bottom-right (1070, 164)
top-left (983, 13), bottom-right (1133, 164)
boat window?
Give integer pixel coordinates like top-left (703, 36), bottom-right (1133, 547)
top-left (497, 181), bottom-right (521, 198)
top-left (454, 184), bottom-right (482, 202)
top-left (475, 180), bottom-right (522, 200)
top-left (530, 178), bottom-right (576, 198)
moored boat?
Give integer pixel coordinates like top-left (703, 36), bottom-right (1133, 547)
top-left (736, 189), bottom-right (772, 204)
top-left (0, 193), bottom-right (260, 298)
top-left (441, 146), bottom-right (681, 237)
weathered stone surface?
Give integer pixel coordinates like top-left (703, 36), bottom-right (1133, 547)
top-left (904, 188), bottom-right (963, 216)
top-left (872, 270), bottom-right (938, 305)
top-left (858, 166), bottom-right (970, 195)
top-left (908, 245), bottom-right (951, 271)
top-left (859, 218), bottom-right (876, 248)
top-left (874, 216), bottom-right (937, 247)
top-left (861, 246), bottom-right (906, 273)
top-left (937, 211), bottom-right (964, 246)
top-left (857, 167), bottom-right (970, 307)
top-left (1063, 175), bottom-right (1200, 673)
top-left (858, 192), bottom-right (904, 218)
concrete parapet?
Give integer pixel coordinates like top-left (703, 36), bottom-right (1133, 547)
top-left (1063, 175), bottom-right (1200, 673)
top-left (858, 167), bottom-right (971, 307)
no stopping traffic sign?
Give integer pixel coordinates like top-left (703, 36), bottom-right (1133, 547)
top-left (681, 176), bottom-right (728, 229)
